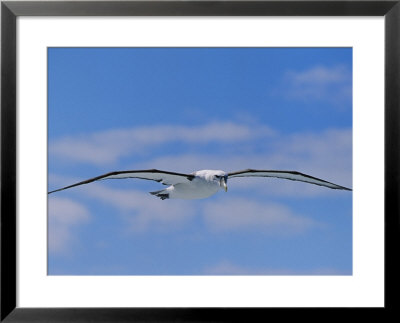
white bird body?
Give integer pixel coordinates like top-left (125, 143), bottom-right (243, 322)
top-left (155, 170), bottom-right (227, 200)
top-left (48, 168), bottom-right (351, 199)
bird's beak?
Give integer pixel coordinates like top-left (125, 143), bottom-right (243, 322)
top-left (220, 178), bottom-right (228, 192)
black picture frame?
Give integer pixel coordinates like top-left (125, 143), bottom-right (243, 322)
top-left (1, 0), bottom-right (399, 321)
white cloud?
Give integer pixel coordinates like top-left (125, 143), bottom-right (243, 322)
top-left (203, 197), bottom-right (317, 234)
top-left (48, 126), bottom-right (352, 199)
top-left (288, 65), bottom-right (350, 85)
top-left (268, 128), bottom-right (353, 187)
top-left (49, 179), bottom-right (319, 236)
top-left (48, 197), bottom-right (90, 254)
top-left (135, 127), bottom-right (352, 196)
top-left (48, 122), bottom-right (351, 239)
top-left (204, 260), bottom-right (350, 275)
top-left (77, 183), bottom-right (196, 233)
top-left (49, 122), bottom-right (275, 166)
top-left (282, 65), bottom-right (352, 105)
top-left (48, 120), bottom-right (352, 197)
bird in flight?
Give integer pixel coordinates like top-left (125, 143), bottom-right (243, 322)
top-left (48, 169), bottom-right (351, 200)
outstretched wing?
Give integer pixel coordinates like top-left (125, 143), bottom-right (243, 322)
top-left (48, 169), bottom-right (195, 194)
top-left (228, 169), bottom-right (351, 191)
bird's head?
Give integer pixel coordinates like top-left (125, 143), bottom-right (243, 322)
top-left (194, 170), bottom-right (228, 192)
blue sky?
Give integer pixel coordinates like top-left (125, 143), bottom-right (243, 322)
top-left (48, 47), bottom-right (352, 275)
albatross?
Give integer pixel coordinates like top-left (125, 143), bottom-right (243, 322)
top-left (48, 169), bottom-right (351, 200)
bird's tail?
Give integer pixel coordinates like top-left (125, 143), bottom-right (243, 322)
top-left (150, 189), bottom-right (169, 200)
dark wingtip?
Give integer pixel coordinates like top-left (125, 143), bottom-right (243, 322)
top-left (48, 188), bottom-right (61, 194)
top-left (335, 185), bottom-right (351, 191)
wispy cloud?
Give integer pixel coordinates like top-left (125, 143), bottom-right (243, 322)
top-left (49, 122), bottom-right (275, 166)
top-left (48, 125), bottom-right (352, 197)
top-left (54, 180), bottom-right (320, 236)
top-left (288, 65), bottom-right (350, 84)
top-left (281, 64), bottom-right (352, 105)
top-left (134, 127), bottom-right (352, 194)
top-left (203, 198), bottom-right (317, 234)
top-left (49, 177), bottom-right (321, 236)
top-left (48, 197), bottom-right (91, 254)
top-left (204, 260), bottom-right (351, 275)
top-left (76, 183), bottom-right (196, 233)
top-left (48, 121), bottom-right (351, 240)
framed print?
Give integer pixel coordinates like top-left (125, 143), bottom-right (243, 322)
top-left (1, 0), bottom-right (399, 321)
